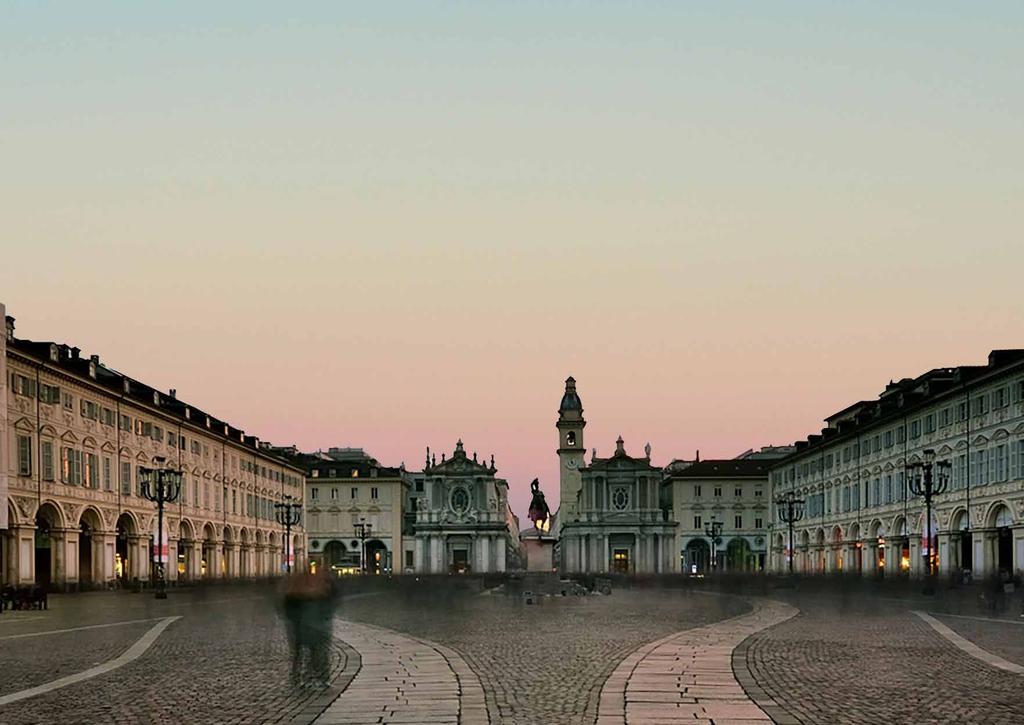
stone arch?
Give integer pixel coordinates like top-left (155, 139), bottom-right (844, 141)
top-left (868, 519), bottom-right (886, 539)
top-left (847, 522), bottom-right (860, 541)
top-left (178, 517), bottom-right (196, 541)
top-left (948, 507), bottom-right (970, 532)
top-left (79, 505), bottom-right (104, 532)
top-left (986, 501), bottom-right (1014, 529)
top-left (7, 499), bottom-right (20, 527)
top-left (35, 500), bottom-right (66, 530)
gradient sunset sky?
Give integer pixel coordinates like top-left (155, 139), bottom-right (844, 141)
top-left (3, 3), bottom-right (1022, 517)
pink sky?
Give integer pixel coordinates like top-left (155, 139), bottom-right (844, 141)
top-left (3, 6), bottom-right (1022, 517)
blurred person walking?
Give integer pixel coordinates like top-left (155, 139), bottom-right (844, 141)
top-left (282, 569), bottom-right (336, 687)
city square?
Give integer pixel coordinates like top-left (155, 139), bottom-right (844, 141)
top-left (1, 579), bottom-right (1022, 724)
top-left (3, 4), bottom-right (1023, 723)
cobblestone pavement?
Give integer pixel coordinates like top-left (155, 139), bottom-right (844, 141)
top-left (336, 584), bottom-right (750, 725)
top-left (0, 586), bottom-right (352, 725)
top-left (596, 599), bottom-right (797, 725)
top-left (316, 619), bottom-right (486, 725)
top-left (741, 592), bottom-right (1024, 725)
top-left (932, 613), bottom-right (1024, 667)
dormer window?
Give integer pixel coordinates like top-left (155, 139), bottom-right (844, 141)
top-left (351, 469), bottom-right (360, 478)
top-left (566, 431), bottom-right (576, 446)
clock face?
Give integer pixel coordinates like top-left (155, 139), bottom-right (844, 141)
top-left (566, 459), bottom-right (578, 470)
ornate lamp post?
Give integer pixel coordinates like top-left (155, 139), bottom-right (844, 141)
top-left (774, 491), bottom-right (806, 575)
top-left (704, 517), bottom-right (723, 572)
top-left (906, 449), bottom-right (950, 593)
top-left (139, 457), bottom-right (183, 600)
top-left (353, 518), bottom-right (372, 574)
top-left (274, 495), bottom-right (302, 574)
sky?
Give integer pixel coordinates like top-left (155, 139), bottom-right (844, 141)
top-left (2, 2), bottom-right (1022, 518)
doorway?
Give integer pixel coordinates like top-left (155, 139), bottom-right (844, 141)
top-left (78, 523), bottom-right (94, 588)
top-left (612, 548), bottom-right (630, 574)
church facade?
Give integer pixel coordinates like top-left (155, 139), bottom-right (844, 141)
top-left (410, 440), bottom-right (517, 574)
top-left (556, 378), bottom-right (677, 574)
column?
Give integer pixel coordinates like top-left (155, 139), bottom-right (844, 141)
top-left (604, 536), bottom-right (610, 574)
top-left (973, 536), bottom-right (985, 577)
top-left (938, 534), bottom-right (952, 576)
top-left (479, 536), bottom-right (490, 573)
top-left (97, 532), bottom-right (117, 584)
top-left (227, 543), bottom-right (240, 579)
top-left (414, 537), bottom-right (424, 573)
top-left (496, 536), bottom-right (506, 572)
top-left (12, 524), bottom-right (36, 585)
top-left (192, 541), bottom-right (203, 579)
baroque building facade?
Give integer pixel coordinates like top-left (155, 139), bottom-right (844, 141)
top-left (768, 350), bottom-right (1024, 580)
top-left (557, 378), bottom-right (675, 574)
top-left (409, 440), bottom-right (518, 574)
top-left (1, 309), bottom-right (305, 590)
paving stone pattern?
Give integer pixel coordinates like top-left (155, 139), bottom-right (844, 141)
top-left (596, 599), bottom-right (798, 725)
top-left (0, 590), bottom-right (352, 725)
top-left (315, 619), bottom-right (486, 725)
top-left (933, 614), bottom-right (1024, 668)
top-left (742, 603), bottom-right (1024, 725)
top-left (0, 621), bottom-right (153, 697)
top-left (337, 587), bottom-right (750, 725)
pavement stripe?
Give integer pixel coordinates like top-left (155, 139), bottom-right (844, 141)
top-left (0, 617), bottom-right (165, 640)
top-left (316, 619), bottom-right (488, 725)
top-left (596, 598), bottom-right (798, 725)
top-left (926, 611), bottom-right (1024, 626)
top-left (0, 615), bottom-right (181, 706)
top-left (913, 610), bottom-right (1024, 675)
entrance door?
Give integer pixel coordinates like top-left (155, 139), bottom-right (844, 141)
top-left (612, 548), bottom-right (630, 574)
top-left (451, 548), bottom-right (469, 574)
top-left (997, 528), bottom-right (1013, 576)
top-left (34, 526), bottom-right (52, 587)
top-left (79, 525), bottom-right (93, 588)
top-left (959, 533), bottom-right (973, 572)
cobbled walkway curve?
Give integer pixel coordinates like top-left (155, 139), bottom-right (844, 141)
top-left (316, 618), bottom-right (489, 725)
top-left (596, 598), bottom-right (798, 725)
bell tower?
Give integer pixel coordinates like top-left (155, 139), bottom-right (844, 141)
top-left (557, 376), bottom-right (586, 520)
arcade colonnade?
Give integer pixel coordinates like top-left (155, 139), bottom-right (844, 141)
top-left (1, 498), bottom-right (304, 589)
top-left (768, 499), bottom-right (1021, 579)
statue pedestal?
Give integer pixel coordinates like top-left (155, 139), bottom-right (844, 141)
top-left (521, 528), bottom-right (556, 572)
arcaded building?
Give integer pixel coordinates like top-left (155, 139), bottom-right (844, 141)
top-left (769, 350), bottom-right (1024, 580)
top-left (1, 309), bottom-right (305, 590)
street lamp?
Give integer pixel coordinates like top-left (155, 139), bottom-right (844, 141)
top-left (139, 457), bottom-right (183, 600)
top-left (704, 517), bottom-right (723, 572)
top-left (906, 449), bottom-right (950, 594)
top-left (353, 518), bottom-right (372, 574)
top-left (274, 495), bottom-right (302, 574)
top-left (774, 491), bottom-right (806, 575)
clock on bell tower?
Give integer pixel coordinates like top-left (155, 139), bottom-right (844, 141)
top-left (557, 376), bottom-right (586, 520)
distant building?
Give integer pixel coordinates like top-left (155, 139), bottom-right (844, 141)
top-left (556, 378), bottom-right (675, 574)
top-left (299, 448), bottom-right (406, 575)
top-left (409, 440), bottom-right (516, 573)
top-left (662, 458), bottom-right (772, 574)
top-left (769, 351), bottom-right (1024, 579)
top-left (1, 306), bottom-right (305, 590)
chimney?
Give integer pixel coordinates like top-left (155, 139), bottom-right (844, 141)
top-left (4, 315), bottom-right (13, 341)
top-left (70, 346), bottom-right (80, 360)
top-left (169, 389), bottom-right (176, 399)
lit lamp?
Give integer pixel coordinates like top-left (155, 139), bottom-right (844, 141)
top-left (139, 457), bottom-right (183, 600)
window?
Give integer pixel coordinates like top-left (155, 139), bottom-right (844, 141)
top-left (11, 374), bottom-right (36, 398)
top-left (120, 414), bottom-right (131, 432)
top-left (994, 387), bottom-right (1008, 408)
top-left (371, 487), bottom-right (379, 500)
top-left (885, 474), bottom-right (893, 502)
top-left (121, 461), bottom-right (132, 495)
top-left (415, 479), bottom-right (424, 492)
top-left (191, 440), bottom-right (201, 455)
top-left (940, 407), bottom-right (952, 427)
top-left (331, 487), bottom-right (338, 500)
top-left (884, 430), bottom-right (894, 448)
top-left (311, 487), bottom-right (319, 500)
top-left (694, 515), bottom-right (702, 529)
top-left (713, 486), bottom-right (722, 497)
top-left (84, 453), bottom-right (98, 489)
top-left (957, 402), bottom-right (968, 421)
top-left (994, 445), bottom-right (1007, 482)
top-left (734, 514), bottom-right (742, 528)
top-left (17, 435), bottom-right (32, 476)
top-left (194, 479), bottom-right (200, 506)
top-left (734, 487), bottom-right (742, 497)
top-left (694, 484), bottom-right (702, 498)
top-left (80, 399), bottom-right (99, 420)
top-left (566, 431), bottom-right (576, 446)
top-left (62, 448), bottom-right (83, 485)
top-left (923, 414), bottom-right (935, 434)
top-left (350, 487), bottom-right (358, 500)
top-left (909, 420), bottom-right (921, 439)
top-left (611, 487), bottom-right (629, 510)
top-left (42, 441), bottom-right (54, 481)
top-left (754, 488), bottom-right (763, 497)
top-left (223, 486), bottom-right (228, 512)
top-left (311, 469), bottom-right (319, 478)
top-left (40, 383), bottom-right (60, 404)
top-left (351, 469), bottom-right (359, 478)
top-left (973, 395), bottom-right (989, 416)
top-left (405, 550), bottom-right (414, 568)
top-left (62, 392), bottom-right (74, 410)
top-left (754, 517), bottom-right (763, 529)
